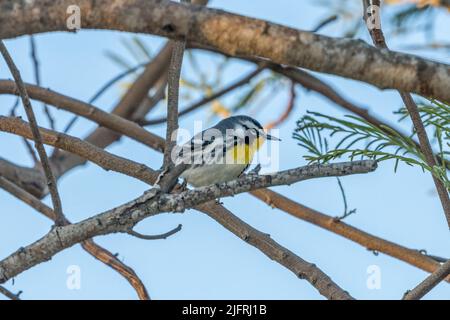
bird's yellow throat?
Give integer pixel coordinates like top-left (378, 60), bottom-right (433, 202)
top-left (227, 136), bottom-right (265, 164)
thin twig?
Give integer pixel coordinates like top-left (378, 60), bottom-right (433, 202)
top-left (30, 36), bottom-right (55, 130)
top-left (311, 15), bottom-right (338, 33)
top-left (0, 40), bottom-right (65, 226)
top-left (139, 66), bottom-right (264, 126)
top-left (265, 81), bottom-right (296, 129)
top-left (159, 0), bottom-right (190, 192)
top-left (127, 224), bottom-right (182, 240)
top-left (63, 62), bottom-right (147, 134)
top-left (362, 0), bottom-right (450, 228)
top-left (21, 138), bottom-right (39, 164)
top-left (403, 259), bottom-right (450, 300)
top-left (333, 177), bottom-right (357, 221)
top-left (0, 285), bottom-right (21, 300)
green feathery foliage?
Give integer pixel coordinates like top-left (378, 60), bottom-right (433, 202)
top-left (293, 99), bottom-right (449, 190)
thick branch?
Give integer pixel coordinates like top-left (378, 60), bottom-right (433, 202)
top-left (2, 0), bottom-right (450, 103)
top-left (2, 109), bottom-right (444, 281)
top-left (0, 80), bottom-right (164, 155)
top-left (0, 160), bottom-right (376, 292)
top-left (0, 117), bottom-right (158, 185)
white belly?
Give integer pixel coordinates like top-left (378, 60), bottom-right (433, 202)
top-left (181, 163), bottom-right (248, 187)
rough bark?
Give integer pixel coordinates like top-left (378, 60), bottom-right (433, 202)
top-left (1, 0), bottom-right (449, 103)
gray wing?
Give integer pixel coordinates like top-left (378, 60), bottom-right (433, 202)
top-left (174, 129), bottom-right (240, 166)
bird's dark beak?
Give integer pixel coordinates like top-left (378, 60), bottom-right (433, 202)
top-left (263, 132), bottom-right (281, 141)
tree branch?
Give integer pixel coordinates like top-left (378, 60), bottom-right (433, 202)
top-left (196, 201), bottom-right (353, 299)
top-left (0, 41), bottom-right (65, 225)
top-left (362, 0), bottom-right (450, 228)
top-left (139, 66), bottom-right (265, 126)
top-left (163, 25), bottom-right (186, 171)
top-left (0, 160), bottom-right (376, 295)
top-left (0, 175), bottom-right (150, 300)
top-left (0, 116), bottom-right (158, 185)
top-left (1, 106), bottom-right (444, 281)
top-left (0, 80), bottom-right (165, 155)
top-left (403, 259), bottom-right (450, 300)
top-left (189, 45), bottom-right (450, 168)
top-left (250, 189), bottom-right (450, 282)
top-left (2, 0), bottom-right (450, 103)
top-left (0, 285), bottom-right (21, 300)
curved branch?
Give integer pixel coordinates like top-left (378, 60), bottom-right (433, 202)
top-left (0, 80), bottom-right (165, 154)
top-left (0, 116), bottom-right (158, 185)
top-left (250, 189), bottom-right (450, 282)
top-left (127, 224), bottom-right (182, 240)
top-left (0, 176), bottom-right (150, 300)
top-left (1, 0), bottom-right (450, 103)
top-left (139, 66), bottom-right (265, 126)
top-left (196, 201), bottom-right (353, 300)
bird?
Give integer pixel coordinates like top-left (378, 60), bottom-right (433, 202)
top-left (174, 115), bottom-right (280, 187)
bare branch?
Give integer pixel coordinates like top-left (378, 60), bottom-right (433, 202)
top-left (29, 36), bottom-right (55, 131)
top-left (0, 116), bottom-right (158, 185)
top-left (2, 0), bottom-right (450, 103)
top-left (197, 201), bottom-right (353, 300)
top-left (0, 286), bottom-right (21, 300)
top-left (250, 189), bottom-right (450, 282)
top-left (139, 66), bottom-right (264, 126)
top-left (311, 15), bottom-right (338, 33)
top-left (0, 41), bottom-right (64, 225)
top-left (403, 260), bottom-right (450, 300)
top-left (0, 80), bottom-right (165, 154)
top-left (163, 32), bottom-right (186, 170)
top-left (63, 62), bottom-right (148, 134)
top-left (0, 175), bottom-right (150, 300)
top-left (362, 0), bottom-right (450, 228)
top-left (265, 81), bottom-right (296, 129)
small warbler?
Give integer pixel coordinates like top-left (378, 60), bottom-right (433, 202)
top-left (174, 115), bottom-right (280, 187)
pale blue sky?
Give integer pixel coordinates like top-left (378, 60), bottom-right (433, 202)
top-left (0, 0), bottom-right (449, 299)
